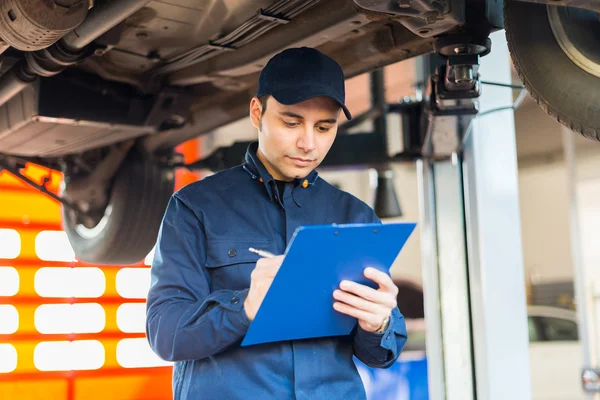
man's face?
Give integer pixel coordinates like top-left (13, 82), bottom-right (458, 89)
top-left (249, 95), bottom-right (341, 182)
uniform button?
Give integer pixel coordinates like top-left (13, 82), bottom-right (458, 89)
top-left (301, 179), bottom-right (309, 188)
top-left (231, 296), bottom-right (240, 305)
top-left (228, 248), bottom-right (237, 257)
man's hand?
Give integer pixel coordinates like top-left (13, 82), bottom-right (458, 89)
top-left (244, 255), bottom-right (284, 321)
top-left (333, 267), bottom-right (398, 333)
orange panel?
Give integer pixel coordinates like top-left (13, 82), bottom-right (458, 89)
top-left (0, 379), bottom-right (67, 400)
top-left (103, 304), bottom-right (119, 333)
top-left (74, 373), bottom-right (172, 400)
top-left (0, 163), bottom-right (62, 192)
top-left (0, 168), bottom-right (28, 187)
top-left (12, 340), bottom-right (37, 374)
top-left (102, 338), bottom-right (119, 370)
top-left (175, 139), bottom-right (202, 189)
top-left (0, 191), bottom-right (62, 225)
top-left (9, 266), bottom-right (36, 297)
top-left (5, 304), bottom-right (131, 337)
top-left (0, 139), bottom-right (203, 399)
top-left (12, 305), bottom-right (36, 335)
top-left (103, 269), bottom-right (119, 298)
top-left (12, 230), bottom-right (46, 262)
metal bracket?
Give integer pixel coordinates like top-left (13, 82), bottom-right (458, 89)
top-left (432, 89), bottom-right (479, 116)
top-left (62, 141), bottom-right (133, 215)
top-left (144, 87), bottom-right (195, 130)
top-left (352, 0), bottom-right (464, 38)
top-left (430, 75), bottom-right (479, 116)
top-left (442, 55), bottom-right (481, 96)
top-left (428, 50), bottom-right (482, 117)
top-left (429, 35), bottom-right (490, 110)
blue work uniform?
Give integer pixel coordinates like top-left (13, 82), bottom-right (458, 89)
top-left (146, 142), bottom-right (408, 400)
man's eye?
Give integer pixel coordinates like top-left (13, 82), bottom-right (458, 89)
top-left (284, 121), bottom-right (299, 128)
top-left (317, 126), bottom-right (331, 133)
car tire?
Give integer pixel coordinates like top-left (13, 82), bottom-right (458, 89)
top-left (504, 1), bottom-right (600, 142)
top-left (61, 156), bottom-right (175, 265)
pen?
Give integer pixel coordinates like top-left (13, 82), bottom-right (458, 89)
top-left (248, 247), bottom-right (276, 258)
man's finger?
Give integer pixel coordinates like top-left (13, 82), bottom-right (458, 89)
top-left (333, 289), bottom-right (388, 314)
top-left (257, 255), bottom-right (284, 267)
top-left (333, 302), bottom-right (381, 327)
top-left (338, 281), bottom-right (396, 308)
top-left (256, 256), bottom-right (284, 271)
top-left (363, 267), bottom-right (398, 294)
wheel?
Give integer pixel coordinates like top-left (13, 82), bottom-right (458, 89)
top-left (504, 1), bottom-right (600, 142)
top-left (61, 156), bottom-right (175, 265)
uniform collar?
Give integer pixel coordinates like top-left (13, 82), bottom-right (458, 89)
top-left (242, 142), bottom-right (319, 204)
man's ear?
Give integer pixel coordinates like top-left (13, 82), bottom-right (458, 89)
top-left (249, 97), bottom-right (262, 129)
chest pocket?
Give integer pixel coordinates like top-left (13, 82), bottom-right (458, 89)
top-left (205, 238), bottom-right (273, 291)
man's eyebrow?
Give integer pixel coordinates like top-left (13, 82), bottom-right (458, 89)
top-left (279, 111), bottom-right (304, 119)
top-left (317, 118), bottom-right (337, 124)
top-left (279, 111), bottom-right (337, 124)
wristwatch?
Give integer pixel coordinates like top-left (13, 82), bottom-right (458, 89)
top-left (375, 316), bottom-right (390, 333)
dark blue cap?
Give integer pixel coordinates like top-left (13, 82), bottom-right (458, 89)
top-left (256, 47), bottom-right (352, 120)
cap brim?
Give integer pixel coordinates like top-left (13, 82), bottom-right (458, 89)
top-left (270, 85), bottom-right (352, 120)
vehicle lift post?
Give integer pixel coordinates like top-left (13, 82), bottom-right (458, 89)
top-left (417, 30), bottom-right (532, 399)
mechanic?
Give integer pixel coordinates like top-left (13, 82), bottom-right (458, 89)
top-left (146, 47), bottom-right (408, 400)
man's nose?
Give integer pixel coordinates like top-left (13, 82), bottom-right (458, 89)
top-left (297, 127), bottom-right (316, 152)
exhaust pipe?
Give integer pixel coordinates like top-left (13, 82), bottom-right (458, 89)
top-left (0, 0), bottom-right (153, 106)
top-left (61, 0), bottom-right (154, 52)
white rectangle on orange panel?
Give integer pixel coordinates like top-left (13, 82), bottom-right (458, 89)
top-left (71, 267), bottom-right (106, 297)
top-left (116, 338), bottom-right (172, 368)
top-left (0, 267), bottom-right (19, 296)
top-left (34, 231), bottom-right (76, 262)
top-left (0, 305), bottom-right (18, 334)
top-left (34, 340), bottom-right (104, 371)
top-left (34, 303), bottom-right (105, 334)
top-left (0, 229), bottom-right (21, 259)
top-left (34, 267), bottom-right (105, 298)
top-left (0, 344), bottom-right (17, 373)
top-left (116, 268), bottom-right (151, 299)
top-left (117, 303), bottom-right (146, 333)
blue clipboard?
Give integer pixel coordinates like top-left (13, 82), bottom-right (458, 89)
top-left (241, 222), bottom-right (417, 347)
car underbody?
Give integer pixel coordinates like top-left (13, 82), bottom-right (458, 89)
top-left (1, 0), bottom-right (599, 264)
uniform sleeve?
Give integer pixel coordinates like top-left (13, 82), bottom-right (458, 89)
top-left (351, 203), bottom-right (409, 368)
top-left (352, 308), bottom-right (408, 368)
top-left (145, 193), bottom-right (250, 362)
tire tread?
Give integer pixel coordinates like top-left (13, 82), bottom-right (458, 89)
top-left (503, 1), bottom-right (600, 142)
